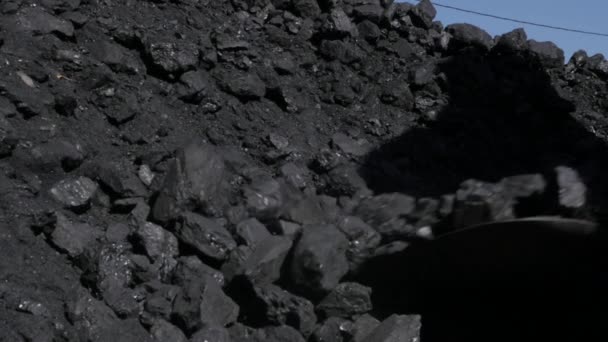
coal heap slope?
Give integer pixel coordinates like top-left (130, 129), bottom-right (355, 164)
top-left (2, 0), bottom-right (608, 341)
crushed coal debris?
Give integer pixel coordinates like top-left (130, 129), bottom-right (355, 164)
top-left (2, 0), bottom-right (608, 341)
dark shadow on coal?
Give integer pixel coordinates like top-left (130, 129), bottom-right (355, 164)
top-left (360, 47), bottom-right (608, 202)
top-left (358, 47), bottom-right (608, 341)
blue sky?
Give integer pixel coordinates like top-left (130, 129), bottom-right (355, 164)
top-left (414, 0), bottom-right (608, 60)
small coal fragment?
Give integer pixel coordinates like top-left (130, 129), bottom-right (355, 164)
top-left (380, 80), bottom-right (414, 110)
top-left (172, 255), bottom-right (225, 287)
top-left (176, 212), bottom-right (236, 261)
top-left (323, 8), bottom-right (356, 37)
top-left (280, 163), bottom-right (310, 189)
top-left (90, 40), bottom-right (142, 74)
top-left (331, 132), bottom-right (370, 157)
top-left (103, 286), bottom-right (141, 318)
top-left (292, 0), bottom-right (321, 18)
top-left (15, 7), bottom-right (75, 38)
top-left (273, 53), bottom-right (297, 75)
top-left (0, 96), bottom-right (18, 117)
top-left (228, 235), bottom-right (292, 284)
top-left (273, 220), bottom-right (302, 237)
top-left (22, 139), bottom-right (85, 172)
top-left (191, 326), bottom-right (231, 342)
top-left (176, 70), bottom-right (210, 103)
top-left (51, 213), bottom-right (100, 258)
top-left (555, 166), bottom-right (586, 212)
top-left (0, 71), bottom-right (55, 118)
top-left (446, 23), bottom-right (493, 51)
top-left (355, 193), bottom-right (417, 240)
top-left (235, 218), bottom-right (271, 247)
top-left (451, 179), bottom-right (512, 229)
top-left (144, 40), bottom-right (199, 78)
top-left (142, 281), bottom-right (181, 321)
top-left (0, 114), bottom-right (17, 157)
top-left (290, 224), bottom-right (349, 296)
top-left (317, 282), bottom-right (373, 318)
top-left (283, 195), bottom-right (326, 225)
top-left (361, 314), bottom-right (421, 342)
top-left (133, 222), bottom-right (179, 275)
top-left (244, 177), bottom-right (285, 220)
top-left (66, 290), bottom-right (152, 342)
top-left (310, 317), bottom-right (349, 342)
top-left (213, 32), bottom-right (250, 51)
top-left (349, 314), bottom-right (381, 342)
top-left (91, 243), bottom-right (135, 292)
top-left (216, 69), bottom-right (266, 100)
top-left (319, 40), bottom-right (363, 64)
top-left (337, 216), bottom-right (381, 270)
top-left (353, 4), bottom-right (384, 23)
top-left (173, 278), bottom-right (239, 333)
top-left (152, 141), bottom-right (226, 223)
top-left (89, 159), bottom-right (147, 198)
top-left (408, 61), bottom-right (436, 88)
top-left (253, 325), bottom-right (306, 342)
top-left (358, 20), bottom-right (381, 43)
top-left (325, 164), bottom-right (370, 197)
top-left (240, 281), bottom-right (318, 337)
top-left (150, 319), bottom-right (188, 342)
top-left (500, 174), bottom-right (547, 198)
top-left (49, 176), bottom-right (98, 211)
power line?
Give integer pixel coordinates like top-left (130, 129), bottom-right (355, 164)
top-left (425, 1), bottom-right (608, 37)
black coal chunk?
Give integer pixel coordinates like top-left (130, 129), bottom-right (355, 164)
top-left (172, 277), bottom-right (239, 333)
top-left (49, 176), bottom-right (98, 211)
top-left (349, 314), bottom-right (381, 342)
top-left (175, 212), bottom-right (236, 261)
top-left (316, 282), bottom-right (373, 318)
top-left (223, 234), bottom-right (292, 284)
top-left (446, 23), bottom-right (493, 51)
top-left (290, 224), bottom-right (349, 296)
top-left (254, 325), bottom-right (306, 342)
top-left (292, 0), bottom-right (321, 18)
top-left (176, 70), bottom-right (211, 103)
top-left (66, 290), bottom-right (153, 342)
top-left (409, 0), bottom-right (436, 29)
top-left (360, 314), bottom-right (421, 342)
top-left (86, 159), bottom-right (147, 198)
top-left (152, 140), bottom-right (226, 223)
top-left (216, 69), bottom-right (266, 100)
top-left (13, 7), bottom-right (75, 38)
top-left (51, 213), bottom-right (101, 258)
top-left (150, 319), bottom-right (188, 342)
top-left (144, 40), bottom-right (199, 78)
top-left (337, 216), bottom-right (382, 270)
top-left (528, 39), bottom-right (565, 68)
top-left (190, 326), bottom-right (231, 342)
top-left (0, 71), bottom-right (55, 118)
top-left (310, 317), bottom-right (350, 342)
top-left (355, 193), bottom-right (417, 240)
top-left (172, 255), bottom-right (225, 287)
top-left (19, 139), bottom-right (85, 172)
top-left (494, 28), bottom-right (528, 53)
top-left (235, 218), bottom-right (272, 247)
top-left (133, 222), bottom-right (179, 277)
top-left (232, 280), bottom-right (317, 337)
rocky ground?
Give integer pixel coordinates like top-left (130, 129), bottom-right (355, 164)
top-left (2, 0), bottom-right (608, 341)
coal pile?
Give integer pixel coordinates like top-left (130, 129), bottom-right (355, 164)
top-left (2, 0), bottom-right (608, 341)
